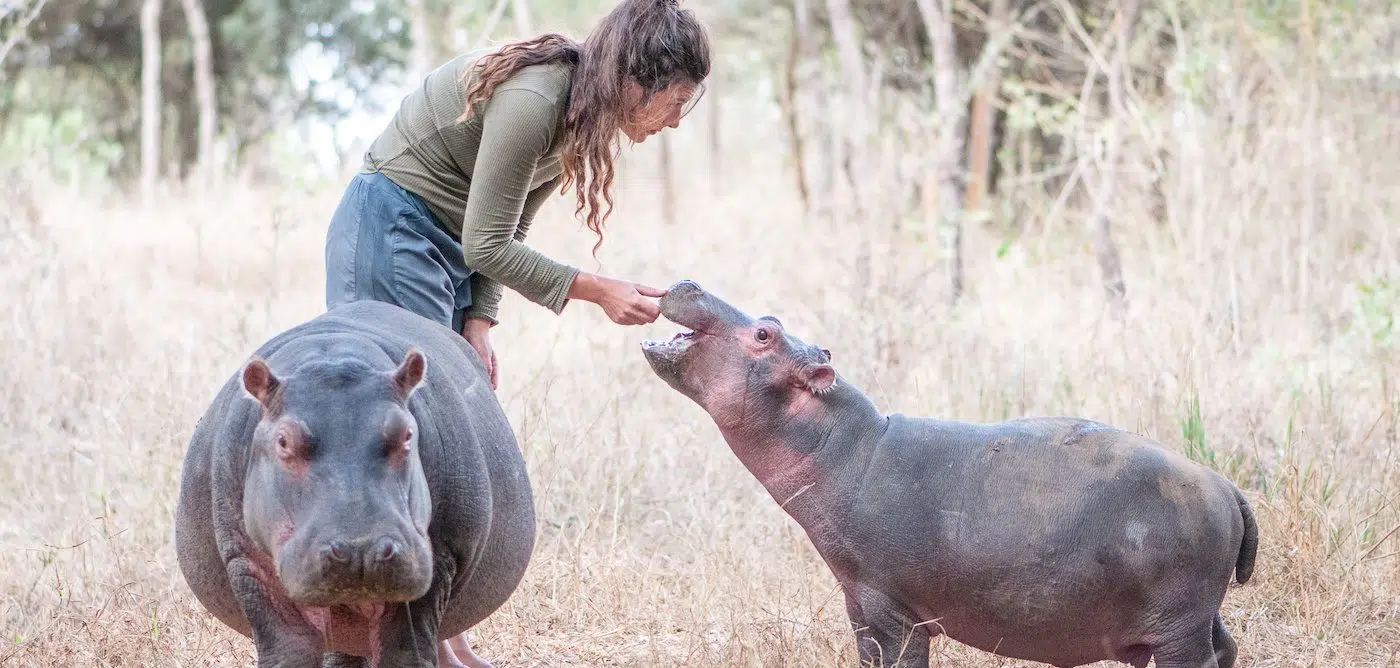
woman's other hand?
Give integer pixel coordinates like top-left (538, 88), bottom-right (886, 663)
top-left (462, 318), bottom-right (498, 390)
top-left (569, 273), bottom-right (667, 325)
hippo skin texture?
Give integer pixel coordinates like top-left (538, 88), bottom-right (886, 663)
top-left (176, 300), bottom-right (535, 667)
top-left (641, 280), bottom-right (1259, 668)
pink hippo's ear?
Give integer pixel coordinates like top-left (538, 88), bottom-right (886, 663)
top-left (241, 357), bottom-right (281, 409)
top-left (799, 363), bottom-right (837, 395)
top-left (392, 348), bottom-right (427, 402)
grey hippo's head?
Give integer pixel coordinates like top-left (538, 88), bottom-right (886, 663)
top-left (238, 347), bottom-right (435, 607)
top-left (641, 280), bottom-right (837, 432)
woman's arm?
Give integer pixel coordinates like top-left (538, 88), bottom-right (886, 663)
top-left (459, 86), bottom-right (579, 319)
top-left (459, 81), bottom-right (666, 328)
top-left (465, 174), bottom-right (563, 325)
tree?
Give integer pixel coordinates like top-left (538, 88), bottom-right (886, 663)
top-left (178, 0), bottom-right (217, 189)
top-left (512, 0), bottom-right (533, 37)
top-left (141, 0), bottom-right (162, 207)
top-left (823, 0), bottom-right (868, 215)
top-left (1056, 0), bottom-right (1134, 314)
top-left (0, 0), bottom-right (48, 68)
top-left (963, 0), bottom-right (1010, 213)
top-left (913, 0), bottom-right (967, 304)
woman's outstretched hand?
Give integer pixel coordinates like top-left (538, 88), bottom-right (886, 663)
top-left (569, 272), bottom-right (667, 325)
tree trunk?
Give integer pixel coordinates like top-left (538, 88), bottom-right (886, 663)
top-left (914, 0), bottom-right (966, 305)
top-left (179, 0), bottom-right (217, 189)
top-left (1089, 0), bottom-right (1138, 316)
top-left (141, 0), bottom-right (163, 208)
top-left (963, 0), bottom-right (1010, 214)
top-left (408, 0), bottom-right (434, 82)
top-left (780, 0), bottom-right (812, 211)
top-left (823, 0), bottom-right (868, 215)
top-left (512, 0), bottom-right (532, 37)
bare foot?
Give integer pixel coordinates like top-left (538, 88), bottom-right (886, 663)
top-left (437, 632), bottom-right (493, 668)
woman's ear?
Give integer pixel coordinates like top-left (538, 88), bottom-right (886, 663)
top-left (620, 77), bottom-right (644, 110)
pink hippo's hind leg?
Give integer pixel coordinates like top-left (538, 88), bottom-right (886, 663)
top-left (1212, 613), bottom-right (1238, 668)
top-left (438, 631), bottom-right (493, 668)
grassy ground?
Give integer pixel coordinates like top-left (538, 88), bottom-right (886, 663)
top-left (0, 127), bottom-right (1396, 667)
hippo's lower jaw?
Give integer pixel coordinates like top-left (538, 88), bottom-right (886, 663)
top-left (640, 332), bottom-right (694, 362)
top-left (641, 329), bottom-right (699, 378)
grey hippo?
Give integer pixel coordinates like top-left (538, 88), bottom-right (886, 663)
top-left (176, 300), bottom-right (535, 667)
top-left (640, 280), bottom-right (1257, 668)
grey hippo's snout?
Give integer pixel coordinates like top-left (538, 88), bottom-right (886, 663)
top-left (321, 535), bottom-right (404, 569)
top-left (281, 529), bottom-right (433, 606)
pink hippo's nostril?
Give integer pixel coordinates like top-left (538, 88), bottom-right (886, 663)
top-left (373, 537), bottom-right (401, 563)
top-left (325, 540), bottom-right (351, 564)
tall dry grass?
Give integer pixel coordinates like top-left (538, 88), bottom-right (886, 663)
top-left (1, 59), bottom-right (1398, 667)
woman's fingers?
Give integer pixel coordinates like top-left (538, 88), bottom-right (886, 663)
top-left (635, 283), bottom-right (668, 298)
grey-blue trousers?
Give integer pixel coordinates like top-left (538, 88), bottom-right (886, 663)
top-left (324, 171), bottom-right (475, 334)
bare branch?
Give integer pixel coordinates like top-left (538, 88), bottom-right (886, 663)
top-left (472, 0), bottom-right (513, 49)
top-left (0, 0), bottom-right (48, 68)
top-left (964, 1), bottom-right (1050, 106)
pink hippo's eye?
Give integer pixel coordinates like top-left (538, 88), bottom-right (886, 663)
top-left (755, 328), bottom-right (771, 343)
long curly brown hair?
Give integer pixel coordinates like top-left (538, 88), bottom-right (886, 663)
top-left (458, 0), bottom-right (711, 256)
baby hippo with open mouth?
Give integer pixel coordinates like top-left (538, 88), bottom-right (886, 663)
top-left (640, 280), bottom-right (1257, 668)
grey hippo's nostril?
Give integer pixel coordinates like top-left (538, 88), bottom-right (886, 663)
top-left (324, 540), bottom-right (351, 564)
top-left (372, 537), bottom-right (400, 562)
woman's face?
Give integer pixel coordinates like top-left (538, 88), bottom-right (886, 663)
top-left (620, 78), bottom-right (703, 143)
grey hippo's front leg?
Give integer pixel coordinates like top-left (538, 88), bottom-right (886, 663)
top-left (225, 555), bottom-right (325, 668)
top-left (374, 549), bottom-right (459, 666)
top-left (845, 586), bottom-right (931, 668)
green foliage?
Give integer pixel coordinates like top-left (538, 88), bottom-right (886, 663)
top-left (0, 106), bottom-right (124, 185)
top-left (1001, 80), bottom-right (1074, 137)
top-left (1354, 277), bottom-right (1398, 350)
top-left (1180, 391), bottom-right (1213, 467)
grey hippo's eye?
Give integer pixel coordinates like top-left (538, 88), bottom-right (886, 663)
top-left (755, 328), bottom-right (771, 343)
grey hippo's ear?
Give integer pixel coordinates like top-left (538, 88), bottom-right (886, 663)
top-left (392, 348), bottom-right (427, 402)
top-left (241, 357), bottom-right (281, 410)
top-left (799, 363), bottom-right (837, 395)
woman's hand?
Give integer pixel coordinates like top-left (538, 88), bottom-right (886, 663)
top-left (569, 273), bottom-right (667, 325)
top-left (462, 318), bottom-right (498, 390)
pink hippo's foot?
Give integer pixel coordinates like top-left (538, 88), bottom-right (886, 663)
top-left (438, 632), bottom-right (493, 668)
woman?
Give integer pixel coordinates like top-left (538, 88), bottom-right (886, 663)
top-left (325, 0), bottom-right (711, 393)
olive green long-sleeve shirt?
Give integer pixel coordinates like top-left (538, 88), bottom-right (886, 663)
top-left (361, 48), bottom-right (579, 325)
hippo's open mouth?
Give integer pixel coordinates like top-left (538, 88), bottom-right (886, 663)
top-left (641, 307), bottom-right (704, 367)
top-left (640, 327), bottom-right (697, 358)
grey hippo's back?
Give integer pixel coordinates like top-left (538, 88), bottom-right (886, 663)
top-left (176, 299), bottom-right (536, 648)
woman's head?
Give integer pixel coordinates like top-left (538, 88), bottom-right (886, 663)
top-left (461, 0), bottom-right (711, 255)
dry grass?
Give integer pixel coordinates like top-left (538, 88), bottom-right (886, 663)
top-left (2, 81), bottom-right (1399, 667)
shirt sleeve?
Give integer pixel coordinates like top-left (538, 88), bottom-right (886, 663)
top-left (458, 86), bottom-right (580, 323)
top-left (464, 174), bottom-right (565, 325)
